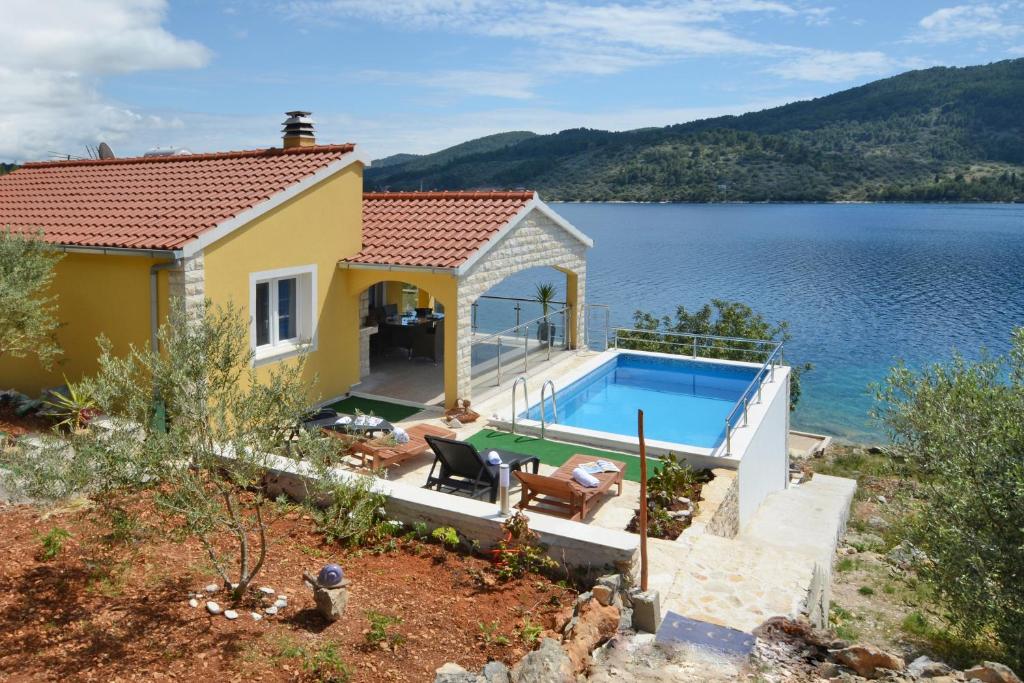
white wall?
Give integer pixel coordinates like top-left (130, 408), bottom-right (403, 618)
top-left (736, 366), bottom-right (791, 528)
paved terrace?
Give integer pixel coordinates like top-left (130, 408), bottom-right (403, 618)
top-left (333, 354), bottom-right (855, 633)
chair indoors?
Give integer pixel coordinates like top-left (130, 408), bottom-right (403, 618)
top-left (424, 435), bottom-right (540, 503)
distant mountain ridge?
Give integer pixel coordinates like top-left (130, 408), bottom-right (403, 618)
top-left (367, 59), bottom-right (1024, 202)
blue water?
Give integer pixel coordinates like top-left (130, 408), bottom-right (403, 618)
top-left (524, 353), bottom-right (757, 448)
top-left (483, 203), bottom-right (1024, 443)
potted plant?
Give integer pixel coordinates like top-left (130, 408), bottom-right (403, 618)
top-left (535, 282), bottom-right (557, 342)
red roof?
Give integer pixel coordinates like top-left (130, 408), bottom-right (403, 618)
top-left (0, 144), bottom-right (357, 250)
top-left (351, 191), bottom-right (535, 269)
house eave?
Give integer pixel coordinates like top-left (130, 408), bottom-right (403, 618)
top-left (338, 261), bottom-right (458, 276)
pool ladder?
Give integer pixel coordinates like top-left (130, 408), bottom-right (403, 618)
top-left (510, 377), bottom-right (558, 439)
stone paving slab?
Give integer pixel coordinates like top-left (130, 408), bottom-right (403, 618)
top-left (650, 474), bottom-right (856, 633)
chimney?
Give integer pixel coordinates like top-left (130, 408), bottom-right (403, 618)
top-left (282, 110), bottom-right (316, 148)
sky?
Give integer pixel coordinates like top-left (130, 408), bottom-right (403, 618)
top-left (1, 0), bottom-right (1023, 162)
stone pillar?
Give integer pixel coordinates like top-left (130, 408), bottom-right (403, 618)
top-left (451, 281), bottom-right (472, 407)
top-left (564, 268), bottom-right (586, 350)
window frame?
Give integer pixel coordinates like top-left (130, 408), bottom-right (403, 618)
top-left (248, 264), bottom-right (318, 366)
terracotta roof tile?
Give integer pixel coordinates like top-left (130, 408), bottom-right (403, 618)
top-left (0, 144), bottom-right (357, 250)
top-left (350, 191), bottom-right (534, 269)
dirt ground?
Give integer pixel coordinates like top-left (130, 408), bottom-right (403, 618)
top-left (0, 403), bottom-right (52, 438)
top-left (0, 496), bottom-right (576, 682)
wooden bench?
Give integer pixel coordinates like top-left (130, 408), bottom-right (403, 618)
top-left (514, 454), bottom-right (626, 521)
top-left (346, 423), bottom-right (456, 470)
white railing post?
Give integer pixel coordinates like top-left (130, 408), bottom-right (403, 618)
top-left (496, 338), bottom-right (502, 386)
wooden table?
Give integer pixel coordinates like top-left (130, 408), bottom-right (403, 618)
top-left (555, 454), bottom-right (626, 496)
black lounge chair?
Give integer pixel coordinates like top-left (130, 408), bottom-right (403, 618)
top-left (424, 435), bottom-right (540, 503)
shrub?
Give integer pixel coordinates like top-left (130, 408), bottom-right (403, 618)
top-left (38, 527), bottom-right (70, 560)
top-left (364, 611), bottom-right (405, 650)
top-left (311, 474), bottom-right (387, 547)
top-left (491, 511), bottom-right (558, 581)
top-left (875, 327), bottom-right (1024, 668)
top-left (430, 526), bottom-right (460, 549)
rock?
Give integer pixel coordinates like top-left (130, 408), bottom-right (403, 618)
top-left (205, 601), bottom-right (222, 616)
top-left (575, 591), bottom-right (593, 607)
top-left (251, 612), bottom-right (263, 622)
top-left (595, 574), bottom-right (622, 594)
top-left (668, 509), bottom-right (692, 519)
top-left (876, 495), bottom-right (888, 505)
top-left (434, 662), bottom-right (477, 683)
top-left (908, 656), bottom-right (951, 678)
top-left (833, 644), bottom-right (905, 678)
top-left (188, 598), bottom-right (199, 608)
top-left (867, 516), bottom-right (890, 531)
top-left (628, 590), bottom-right (661, 634)
top-left (224, 610), bottom-right (238, 620)
top-left (963, 662), bottom-right (1021, 683)
top-left (258, 586), bottom-right (275, 596)
top-left (511, 638), bottom-right (575, 683)
top-left (676, 496), bottom-right (691, 507)
top-left (617, 607), bottom-right (633, 632)
top-left (592, 585), bottom-right (614, 607)
top-left (481, 660), bottom-right (511, 682)
top-left (304, 570), bottom-right (350, 622)
top-left (265, 605), bottom-right (278, 615)
top-left (563, 599), bottom-right (620, 673)
top-left (887, 541), bottom-right (927, 570)
top-left (274, 597), bottom-right (288, 609)
top-left (204, 583), bottom-right (220, 594)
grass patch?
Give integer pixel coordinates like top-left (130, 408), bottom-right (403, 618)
top-left (326, 396), bottom-right (423, 423)
top-left (467, 429), bottom-right (663, 483)
top-left (815, 449), bottom-right (892, 480)
top-left (836, 557), bottom-right (860, 573)
top-left (858, 585), bottom-right (875, 596)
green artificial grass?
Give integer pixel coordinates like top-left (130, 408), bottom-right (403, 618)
top-left (466, 429), bottom-right (661, 483)
top-left (326, 396), bottom-right (423, 423)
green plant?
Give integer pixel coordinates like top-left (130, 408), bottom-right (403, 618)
top-left (858, 586), bottom-right (875, 596)
top-left (365, 611), bottom-right (405, 650)
top-left (411, 521), bottom-right (429, 541)
top-left (38, 526), bottom-right (70, 560)
top-left (45, 380), bottom-right (99, 431)
top-left (303, 642), bottom-right (351, 682)
top-left (0, 229), bottom-right (63, 369)
top-left (836, 557), bottom-right (858, 573)
top-left (519, 618), bottom-right (543, 645)
top-left (874, 327), bottom-right (1024, 668)
top-left (490, 511), bottom-right (558, 581)
top-left (478, 620), bottom-right (511, 647)
top-left (534, 282), bottom-right (557, 318)
top-left (310, 474), bottom-right (388, 547)
top-left (430, 526), bottom-right (460, 549)
top-left (646, 453), bottom-right (699, 508)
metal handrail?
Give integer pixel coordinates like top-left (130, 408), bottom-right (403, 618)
top-left (585, 303), bottom-right (611, 351)
top-left (539, 379), bottom-right (558, 439)
top-left (477, 294), bottom-right (567, 305)
top-left (724, 343), bottom-right (784, 456)
top-left (472, 294), bottom-right (567, 332)
top-left (612, 327), bottom-right (779, 349)
top-left (472, 306), bottom-right (569, 346)
top-left (511, 376), bottom-right (529, 435)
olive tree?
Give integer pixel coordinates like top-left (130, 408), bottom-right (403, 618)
top-left (2, 299), bottom-right (352, 601)
top-left (0, 229), bottom-right (63, 368)
top-left (874, 328), bottom-right (1024, 666)
top-left (621, 299), bottom-right (811, 409)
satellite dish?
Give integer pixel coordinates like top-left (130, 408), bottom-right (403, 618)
top-left (97, 142), bottom-right (115, 160)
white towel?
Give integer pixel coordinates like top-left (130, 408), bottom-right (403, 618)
top-left (392, 427), bottom-right (410, 445)
top-left (486, 450), bottom-right (502, 465)
top-left (572, 466), bottom-right (600, 488)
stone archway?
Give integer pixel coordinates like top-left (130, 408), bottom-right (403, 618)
top-left (454, 206), bottom-right (587, 400)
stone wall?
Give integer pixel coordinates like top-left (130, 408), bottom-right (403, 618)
top-left (704, 475), bottom-right (739, 539)
top-left (455, 208), bottom-right (588, 400)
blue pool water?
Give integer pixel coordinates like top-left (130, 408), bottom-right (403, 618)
top-left (524, 353), bottom-right (758, 448)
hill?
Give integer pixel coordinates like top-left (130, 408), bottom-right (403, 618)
top-left (367, 59), bottom-right (1024, 202)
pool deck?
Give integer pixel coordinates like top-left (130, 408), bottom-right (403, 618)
top-left (335, 348), bottom-right (854, 634)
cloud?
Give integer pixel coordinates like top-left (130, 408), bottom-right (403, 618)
top-left (0, 0), bottom-right (211, 161)
top-left (359, 69), bottom-right (539, 100)
top-left (284, 0), bottom-right (820, 78)
top-left (766, 50), bottom-right (897, 82)
top-left (912, 4), bottom-right (1024, 43)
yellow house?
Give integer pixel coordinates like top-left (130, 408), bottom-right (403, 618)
top-left (0, 114), bottom-right (592, 409)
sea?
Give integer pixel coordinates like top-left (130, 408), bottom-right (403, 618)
top-left (477, 203), bottom-right (1024, 443)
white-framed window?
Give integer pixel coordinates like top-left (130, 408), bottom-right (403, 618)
top-left (249, 265), bottom-right (317, 364)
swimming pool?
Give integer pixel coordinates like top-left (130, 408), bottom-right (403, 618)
top-left (522, 352), bottom-right (758, 448)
